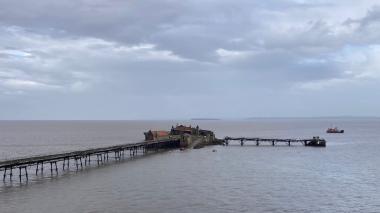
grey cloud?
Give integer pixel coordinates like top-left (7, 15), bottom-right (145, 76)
top-left (0, 0), bottom-right (380, 119)
top-left (347, 6), bottom-right (380, 27)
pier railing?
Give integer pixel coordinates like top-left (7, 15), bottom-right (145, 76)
top-left (224, 136), bottom-right (326, 147)
top-left (1, 136), bottom-right (181, 182)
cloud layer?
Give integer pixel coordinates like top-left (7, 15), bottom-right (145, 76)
top-left (1, 0), bottom-right (380, 119)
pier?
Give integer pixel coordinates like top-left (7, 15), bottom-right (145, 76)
top-left (0, 124), bottom-right (327, 183)
top-left (0, 137), bottom-right (181, 182)
top-left (224, 136), bottom-right (326, 147)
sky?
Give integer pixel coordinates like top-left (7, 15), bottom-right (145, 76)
top-left (0, 0), bottom-right (380, 119)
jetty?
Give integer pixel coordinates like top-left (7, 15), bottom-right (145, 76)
top-left (0, 137), bottom-right (181, 182)
top-left (224, 136), bottom-right (326, 147)
top-left (0, 124), bottom-right (326, 183)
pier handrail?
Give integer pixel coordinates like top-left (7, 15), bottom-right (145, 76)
top-left (0, 136), bottom-right (181, 170)
top-left (224, 136), bottom-right (318, 142)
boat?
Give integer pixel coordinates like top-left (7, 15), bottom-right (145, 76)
top-left (326, 127), bottom-right (344, 133)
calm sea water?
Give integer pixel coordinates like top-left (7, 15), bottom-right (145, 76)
top-left (0, 119), bottom-right (379, 213)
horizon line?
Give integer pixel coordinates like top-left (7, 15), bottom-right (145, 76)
top-left (0, 116), bottom-right (379, 121)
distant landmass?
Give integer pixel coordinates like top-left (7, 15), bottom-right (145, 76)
top-left (191, 118), bottom-right (221, 120)
top-left (246, 116), bottom-right (380, 120)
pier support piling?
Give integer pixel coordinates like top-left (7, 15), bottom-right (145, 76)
top-left (18, 166), bottom-right (28, 182)
top-left (49, 161), bottom-right (58, 174)
top-left (96, 154), bottom-right (103, 165)
top-left (74, 157), bottom-right (83, 170)
top-left (224, 137), bottom-right (325, 147)
top-left (0, 137), bottom-right (182, 182)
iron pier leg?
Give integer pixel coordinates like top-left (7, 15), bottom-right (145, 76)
top-left (19, 167), bottom-right (22, 182)
top-left (288, 141), bottom-right (291, 146)
top-left (25, 167), bottom-right (28, 180)
top-left (50, 162), bottom-right (53, 174)
top-left (3, 168), bottom-right (6, 180)
top-left (55, 162), bottom-right (58, 173)
top-left (63, 159), bottom-right (68, 170)
top-left (97, 154), bottom-right (103, 165)
top-left (36, 162), bottom-right (39, 174)
top-left (240, 139), bottom-right (244, 146)
top-left (9, 167), bottom-right (12, 179)
top-left (272, 140), bottom-right (275, 146)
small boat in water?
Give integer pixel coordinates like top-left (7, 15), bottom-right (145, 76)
top-left (326, 127), bottom-right (344, 133)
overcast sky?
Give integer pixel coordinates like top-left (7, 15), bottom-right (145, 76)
top-left (0, 0), bottom-right (380, 119)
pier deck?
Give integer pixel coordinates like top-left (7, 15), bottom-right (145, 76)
top-left (224, 136), bottom-right (326, 147)
top-left (0, 137), bottom-right (181, 181)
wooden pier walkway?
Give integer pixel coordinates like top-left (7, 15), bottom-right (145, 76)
top-left (224, 136), bottom-right (326, 147)
top-left (0, 137), bottom-right (181, 182)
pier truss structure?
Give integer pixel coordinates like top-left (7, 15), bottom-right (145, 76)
top-left (224, 136), bottom-right (326, 147)
top-left (0, 137), bottom-right (181, 182)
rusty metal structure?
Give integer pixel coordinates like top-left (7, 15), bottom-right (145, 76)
top-left (0, 137), bottom-right (181, 182)
top-left (0, 124), bottom-right (327, 184)
top-left (224, 136), bottom-right (326, 147)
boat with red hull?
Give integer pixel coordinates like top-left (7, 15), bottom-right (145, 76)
top-left (326, 127), bottom-right (344, 133)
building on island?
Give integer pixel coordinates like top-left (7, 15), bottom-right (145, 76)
top-left (144, 124), bottom-right (215, 141)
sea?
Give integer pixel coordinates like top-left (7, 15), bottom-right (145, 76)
top-left (0, 118), bottom-right (379, 213)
